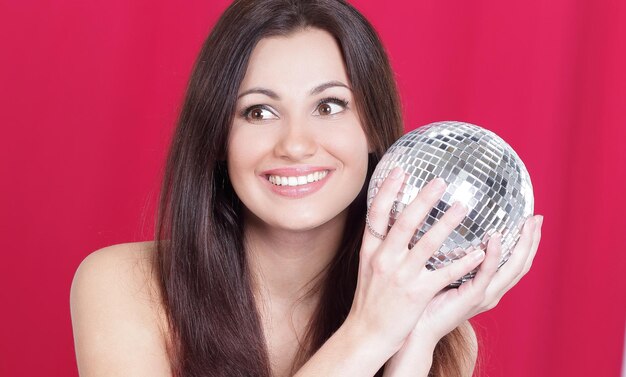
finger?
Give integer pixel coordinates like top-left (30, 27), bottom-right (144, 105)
top-left (469, 232), bottom-right (502, 292)
top-left (505, 215), bottom-right (543, 292)
top-left (364, 167), bottom-right (405, 247)
top-left (487, 216), bottom-right (536, 294)
top-left (431, 248), bottom-right (487, 287)
top-left (523, 215), bottom-right (542, 273)
top-left (382, 177), bottom-right (447, 256)
top-left (407, 200), bottom-right (468, 266)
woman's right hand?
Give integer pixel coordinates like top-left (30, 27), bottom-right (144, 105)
top-left (345, 167), bottom-right (487, 356)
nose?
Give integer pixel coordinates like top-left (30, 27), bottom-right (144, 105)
top-left (274, 118), bottom-right (318, 161)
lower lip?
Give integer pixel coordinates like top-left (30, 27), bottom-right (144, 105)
top-left (260, 172), bottom-right (332, 198)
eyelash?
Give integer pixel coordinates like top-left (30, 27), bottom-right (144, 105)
top-left (317, 96), bottom-right (350, 111)
top-left (239, 96), bottom-right (350, 120)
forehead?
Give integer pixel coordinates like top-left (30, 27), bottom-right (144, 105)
top-left (239, 28), bottom-right (349, 92)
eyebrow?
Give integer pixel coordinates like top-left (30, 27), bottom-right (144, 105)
top-left (237, 80), bottom-right (351, 100)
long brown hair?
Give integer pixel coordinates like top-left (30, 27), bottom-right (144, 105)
top-left (154, 0), bottom-right (475, 376)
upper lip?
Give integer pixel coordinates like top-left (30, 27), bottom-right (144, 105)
top-left (261, 165), bottom-right (334, 177)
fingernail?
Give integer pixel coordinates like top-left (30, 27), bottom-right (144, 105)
top-left (537, 215), bottom-right (544, 227)
top-left (389, 167), bottom-right (403, 180)
top-left (430, 177), bottom-right (446, 191)
top-left (525, 217), bottom-right (535, 230)
top-left (471, 249), bottom-right (486, 261)
top-left (451, 201), bottom-right (467, 215)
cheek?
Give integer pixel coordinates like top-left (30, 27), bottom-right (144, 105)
top-left (327, 123), bottom-right (370, 168)
top-left (226, 127), bottom-right (257, 183)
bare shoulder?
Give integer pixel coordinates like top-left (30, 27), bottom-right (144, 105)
top-left (71, 241), bottom-right (160, 300)
top-left (70, 241), bottom-right (172, 376)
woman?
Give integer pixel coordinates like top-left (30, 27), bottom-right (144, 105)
top-left (70, 0), bottom-right (543, 376)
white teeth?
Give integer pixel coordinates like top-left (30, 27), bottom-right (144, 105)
top-left (267, 170), bottom-right (329, 186)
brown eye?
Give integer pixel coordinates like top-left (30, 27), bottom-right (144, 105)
top-left (243, 106), bottom-right (278, 121)
top-left (314, 98), bottom-right (348, 116)
top-left (250, 108), bottom-right (264, 120)
top-left (318, 103), bottom-right (332, 115)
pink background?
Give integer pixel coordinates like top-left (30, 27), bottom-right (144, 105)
top-left (1, 0), bottom-right (624, 376)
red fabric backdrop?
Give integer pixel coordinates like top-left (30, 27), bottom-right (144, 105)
top-left (1, 1), bottom-right (624, 376)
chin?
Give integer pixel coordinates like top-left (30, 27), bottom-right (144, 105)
top-left (272, 216), bottom-right (333, 232)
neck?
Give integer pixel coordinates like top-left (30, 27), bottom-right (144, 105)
top-left (243, 208), bottom-right (348, 311)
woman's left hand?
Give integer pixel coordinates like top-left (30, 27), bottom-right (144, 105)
top-left (384, 214), bottom-right (543, 376)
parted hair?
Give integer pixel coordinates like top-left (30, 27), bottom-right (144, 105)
top-left (154, 0), bottom-right (476, 376)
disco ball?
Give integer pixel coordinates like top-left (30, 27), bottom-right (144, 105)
top-left (367, 121), bottom-right (534, 286)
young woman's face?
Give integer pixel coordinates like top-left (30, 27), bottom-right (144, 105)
top-left (227, 28), bottom-right (371, 232)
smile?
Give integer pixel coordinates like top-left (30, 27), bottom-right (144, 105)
top-left (267, 170), bottom-right (329, 186)
top-left (260, 168), bottom-right (333, 199)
